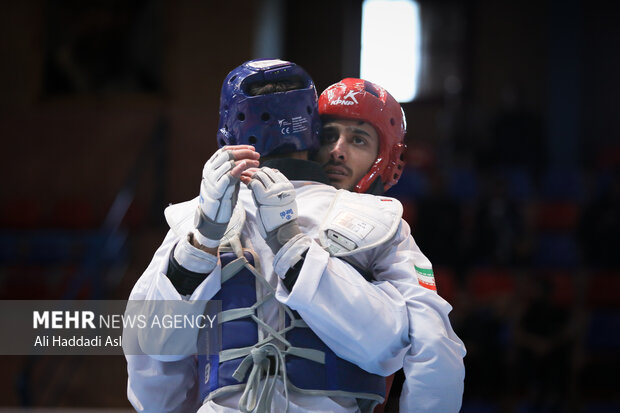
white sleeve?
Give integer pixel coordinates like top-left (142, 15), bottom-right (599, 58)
top-left (125, 229), bottom-right (221, 412)
top-left (129, 230), bottom-right (222, 303)
top-left (274, 239), bottom-right (410, 376)
top-left (126, 351), bottom-right (201, 412)
top-left (373, 222), bottom-right (466, 413)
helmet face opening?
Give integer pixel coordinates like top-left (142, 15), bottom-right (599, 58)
top-left (218, 59), bottom-right (320, 157)
top-left (318, 78), bottom-right (406, 193)
top-left (242, 75), bottom-right (305, 96)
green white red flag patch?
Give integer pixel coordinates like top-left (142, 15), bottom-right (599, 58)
top-left (415, 265), bottom-right (437, 292)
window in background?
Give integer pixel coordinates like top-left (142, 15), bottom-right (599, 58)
top-left (360, 0), bottom-right (421, 102)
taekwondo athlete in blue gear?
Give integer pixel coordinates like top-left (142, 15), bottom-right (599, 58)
top-left (124, 59), bottom-right (411, 413)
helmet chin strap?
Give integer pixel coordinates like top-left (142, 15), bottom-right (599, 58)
top-left (360, 177), bottom-right (385, 195)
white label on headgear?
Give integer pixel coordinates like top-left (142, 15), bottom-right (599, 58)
top-left (246, 59), bottom-right (289, 69)
top-left (278, 119), bottom-right (292, 135)
top-left (278, 116), bottom-right (309, 135)
top-left (291, 116), bottom-right (309, 133)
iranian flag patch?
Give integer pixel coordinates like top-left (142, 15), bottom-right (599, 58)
top-left (415, 265), bottom-right (437, 292)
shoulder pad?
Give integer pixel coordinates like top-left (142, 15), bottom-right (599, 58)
top-left (164, 197), bottom-right (246, 245)
top-left (319, 190), bottom-right (403, 256)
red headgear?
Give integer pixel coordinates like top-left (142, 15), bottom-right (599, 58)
top-left (318, 78), bottom-right (406, 193)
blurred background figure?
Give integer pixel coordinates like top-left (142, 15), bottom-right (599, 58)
top-left (512, 276), bottom-right (578, 412)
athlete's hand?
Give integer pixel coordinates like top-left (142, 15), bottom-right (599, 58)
top-left (194, 145), bottom-right (260, 247)
top-left (242, 167), bottom-right (301, 253)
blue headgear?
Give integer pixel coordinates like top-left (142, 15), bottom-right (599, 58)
top-left (217, 59), bottom-right (320, 157)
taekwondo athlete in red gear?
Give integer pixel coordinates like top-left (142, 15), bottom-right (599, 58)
top-left (239, 78), bottom-right (466, 411)
top-left (314, 78), bottom-right (466, 412)
top-left (124, 60), bottom-right (413, 413)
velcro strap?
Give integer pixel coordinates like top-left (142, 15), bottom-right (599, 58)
top-left (194, 207), bottom-right (228, 241)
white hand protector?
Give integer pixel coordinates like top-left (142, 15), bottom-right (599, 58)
top-left (194, 148), bottom-right (239, 247)
top-left (248, 167), bottom-right (302, 252)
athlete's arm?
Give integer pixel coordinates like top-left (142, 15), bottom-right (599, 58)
top-left (124, 230), bottom-right (204, 412)
top-left (276, 239), bottom-right (411, 376)
top-left (373, 222), bottom-right (466, 413)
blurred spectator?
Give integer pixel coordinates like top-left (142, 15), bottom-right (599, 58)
top-left (410, 169), bottom-right (462, 266)
top-left (512, 275), bottom-right (577, 412)
top-left (471, 174), bottom-right (532, 267)
top-left (452, 290), bottom-right (511, 401)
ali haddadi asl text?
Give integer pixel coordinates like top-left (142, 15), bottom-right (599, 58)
top-left (34, 335), bottom-right (122, 347)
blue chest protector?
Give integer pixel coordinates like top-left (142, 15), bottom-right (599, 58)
top-left (197, 250), bottom-right (385, 412)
